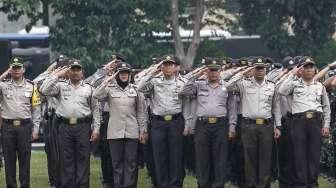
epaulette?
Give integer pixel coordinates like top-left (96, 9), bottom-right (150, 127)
top-left (3, 78), bottom-right (10, 82)
top-left (26, 79), bottom-right (34, 85)
top-left (129, 83), bottom-right (138, 89)
top-left (266, 79), bottom-right (275, 84)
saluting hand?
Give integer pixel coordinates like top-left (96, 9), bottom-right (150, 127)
top-left (0, 67), bottom-right (11, 81)
top-left (103, 70), bottom-right (120, 84)
top-left (46, 62), bottom-right (57, 73)
top-left (149, 61), bottom-right (164, 76)
top-left (241, 66), bottom-right (254, 76)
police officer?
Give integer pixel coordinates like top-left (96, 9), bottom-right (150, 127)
top-left (85, 54), bottom-right (126, 188)
top-left (278, 57), bottom-right (331, 188)
top-left (227, 57), bottom-right (281, 188)
top-left (138, 55), bottom-right (186, 188)
top-left (94, 61), bottom-right (147, 188)
top-left (180, 58), bottom-right (236, 188)
top-left (0, 57), bottom-right (41, 188)
top-left (40, 60), bottom-right (101, 188)
top-left (34, 55), bottom-right (70, 188)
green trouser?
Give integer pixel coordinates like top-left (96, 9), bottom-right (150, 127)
top-left (241, 119), bottom-right (273, 188)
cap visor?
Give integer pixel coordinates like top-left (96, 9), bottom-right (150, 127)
top-left (70, 65), bottom-right (82, 69)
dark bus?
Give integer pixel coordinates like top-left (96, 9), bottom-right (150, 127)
top-left (0, 33), bottom-right (50, 79)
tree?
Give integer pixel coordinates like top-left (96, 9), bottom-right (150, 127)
top-left (238, 0), bottom-right (336, 58)
top-left (1, 0), bottom-right (231, 71)
top-left (0, 0), bottom-right (50, 31)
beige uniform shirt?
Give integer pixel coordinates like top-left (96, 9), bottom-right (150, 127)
top-left (278, 74), bottom-right (331, 128)
top-left (0, 79), bottom-right (41, 134)
top-left (93, 82), bottom-right (147, 139)
top-left (137, 74), bottom-right (185, 116)
top-left (40, 75), bottom-right (101, 132)
top-left (227, 73), bottom-right (281, 127)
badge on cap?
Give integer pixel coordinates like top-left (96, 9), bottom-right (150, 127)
top-left (289, 60), bottom-right (294, 65)
top-left (13, 58), bottom-right (19, 62)
top-left (122, 63), bottom-right (126, 67)
top-left (257, 58), bottom-right (262, 63)
top-left (166, 56), bottom-right (171, 61)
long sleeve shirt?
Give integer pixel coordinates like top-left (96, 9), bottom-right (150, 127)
top-left (93, 81), bottom-right (147, 139)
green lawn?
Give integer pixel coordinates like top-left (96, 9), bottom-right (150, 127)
top-left (0, 152), bottom-right (334, 188)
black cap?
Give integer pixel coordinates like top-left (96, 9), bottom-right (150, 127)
top-left (161, 55), bottom-right (179, 65)
top-left (117, 62), bottom-right (132, 72)
top-left (253, 57), bottom-right (268, 67)
top-left (293, 56), bottom-right (304, 65)
top-left (69, 59), bottom-right (82, 69)
top-left (204, 57), bottom-right (222, 69)
top-left (111, 53), bottom-right (126, 62)
top-left (10, 57), bottom-right (24, 68)
top-left (282, 56), bottom-right (295, 69)
top-left (299, 56), bottom-right (315, 67)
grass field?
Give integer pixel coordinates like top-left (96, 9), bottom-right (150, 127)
top-left (0, 151), bottom-right (334, 188)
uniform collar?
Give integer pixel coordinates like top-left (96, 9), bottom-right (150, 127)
top-left (251, 77), bottom-right (267, 86)
top-left (67, 79), bottom-right (84, 87)
top-left (299, 78), bottom-right (317, 86)
top-left (10, 78), bottom-right (26, 87)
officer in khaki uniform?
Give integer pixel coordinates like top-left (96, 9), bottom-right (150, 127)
top-left (278, 57), bottom-right (331, 188)
top-left (180, 58), bottom-right (236, 188)
top-left (227, 57), bottom-right (281, 188)
top-left (34, 55), bottom-right (71, 188)
top-left (94, 61), bottom-right (147, 188)
top-left (138, 55), bottom-right (186, 188)
top-left (40, 60), bottom-right (101, 188)
top-left (0, 57), bottom-right (41, 188)
top-left (85, 54), bottom-right (126, 188)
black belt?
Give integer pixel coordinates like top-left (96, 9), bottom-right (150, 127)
top-left (57, 116), bottom-right (92, 125)
top-left (242, 117), bottom-right (272, 125)
top-left (198, 116), bottom-right (226, 124)
top-left (153, 113), bottom-right (181, 122)
top-left (102, 111), bottom-right (109, 116)
top-left (293, 111), bottom-right (321, 120)
top-left (3, 118), bottom-right (31, 127)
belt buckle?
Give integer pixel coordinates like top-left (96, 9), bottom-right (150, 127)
top-left (255, 118), bottom-right (265, 125)
top-left (208, 117), bottom-right (217, 124)
top-left (305, 112), bottom-right (314, 119)
top-left (69, 117), bottom-right (77, 125)
top-left (13, 120), bottom-right (21, 127)
top-left (163, 115), bottom-right (173, 121)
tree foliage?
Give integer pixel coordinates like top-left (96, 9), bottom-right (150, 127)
top-left (238, 0), bottom-right (336, 57)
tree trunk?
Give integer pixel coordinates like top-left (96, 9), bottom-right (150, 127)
top-left (41, 0), bottom-right (49, 26)
top-left (170, 0), bottom-right (204, 70)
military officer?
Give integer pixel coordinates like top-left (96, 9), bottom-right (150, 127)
top-left (180, 58), bottom-right (236, 188)
top-left (40, 59), bottom-right (101, 188)
top-left (0, 57), bottom-right (41, 188)
top-left (278, 57), bottom-right (331, 188)
top-left (226, 57), bottom-right (281, 188)
top-left (137, 55), bottom-right (186, 188)
top-left (93, 61), bottom-right (147, 188)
